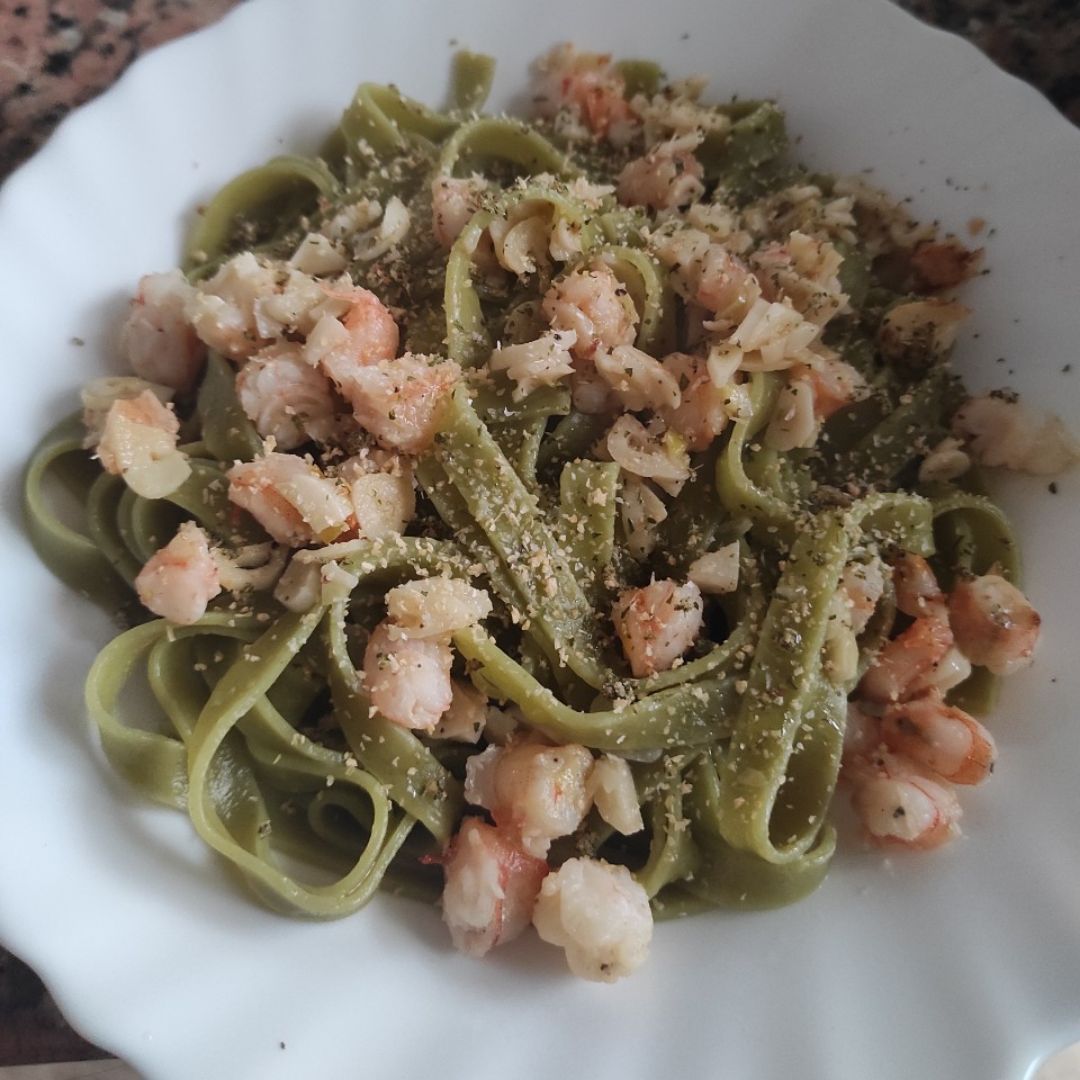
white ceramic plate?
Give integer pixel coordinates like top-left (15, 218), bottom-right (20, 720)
top-left (1, 1), bottom-right (1079, 1078)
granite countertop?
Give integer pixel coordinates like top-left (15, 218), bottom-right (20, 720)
top-left (0, 0), bottom-right (1077, 1071)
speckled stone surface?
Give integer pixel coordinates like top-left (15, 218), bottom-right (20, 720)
top-left (0, 0), bottom-right (1077, 1067)
top-left (0, 0), bottom-right (240, 176)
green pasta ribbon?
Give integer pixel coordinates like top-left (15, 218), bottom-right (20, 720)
top-left (449, 51), bottom-right (496, 114)
top-left (185, 156), bottom-right (341, 273)
top-left (716, 371), bottom-right (798, 544)
top-left (432, 386), bottom-right (611, 689)
top-left (715, 494), bottom-right (934, 864)
top-left (24, 414), bottom-right (132, 610)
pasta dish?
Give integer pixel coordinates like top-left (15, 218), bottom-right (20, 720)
top-left (23, 46), bottom-right (1076, 981)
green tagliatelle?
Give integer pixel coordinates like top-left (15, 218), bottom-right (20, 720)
top-left (24, 46), bottom-right (1025, 937)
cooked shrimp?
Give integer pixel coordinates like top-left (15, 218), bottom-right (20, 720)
top-left (324, 352), bottom-right (461, 454)
top-left (910, 238), bottom-right (983, 290)
top-left (532, 857), bottom-right (653, 982)
top-left (892, 552), bottom-right (947, 620)
top-left (878, 298), bottom-right (969, 365)
top-left (847, 750), bottom-right (962, 850)
top-left (586, 754), bottom-right (644, 835)
top-left (252, 267), bottom-right (341, 340)
top-left (119, 270), bottom-right (203, 392)
top-left (338, 452), bottom-right (415, 540)
top-left (751, 231), bottom-right (847, 327)
top-left (796, 353), bottom-right (865, 421)
top-left (531, 44), bottom-right (636, 138)
top-left (907, 646), bottom-right (973, 697)
top-left (730, 297), bottom-right (819, 371)
top-left (549, 213), bottom-right (586, 263)
top-left (95, 390), bottom-right (190, 499)
top-left (185, 252), bottom-right (279, 360)
top-left (432, 680), bottom-right (488, 743)
top-left (948, 574), bottom-right (1041, 675)
top-left (918, 436), bottom-right (971, 484)
top-left (569, 364), bottom-right (618, 415)
top-left (80, 376), bottom-right (172, 445)
top-left (289, 232), bottom-right (348, 277)
top-left (363, 619), bottom-right (453, 731)
top-left (464, 742), bottom-right (595, 858)
top-left (235, 343), bottom-right (340, 450)
top-left (616, 133), bottom-right (704, 212)
top-left (687, 542), bottom-right (741, 595)
top-left (951, 394), bottom-right (1080, 475)
top-left (684, 199), bottom-right (747, 244)
top-left (613, 578), bottom-right (703, 678)
top-left (880, 693), bottom-right (996, 785)
top-left (634, 82), bottom-right (732, 144)
top-left (489, 330), bottom-right (577, 401)
top-left (226, 452), bottom-right (353, 547)
top-left (95, 388), bottom-right (178, 460)
top-left (858, 616), bottom-right (953, 704)
top-left (843, 701), bottom-right (883, 762)
top-left (309, 284), bottom-right (400, 368)
top-left (134, 522), bottom-right (221, 625)
top-left (841, 559), bottom-right (886, 634)
top-left (441, 818), bottom-right (548, 957)
top-left (483, 704), bottom-right (522, 747)
top-left (541, 264), bottom-right (638, 362)
top-left (594, 344), bottom-right (682, 413)
top-left (431, 175), bottom-right (487, 249)
top-left (606, 414), bottom-right (691, 489)
top-left (692, 248), bottom-right (762, 323)
top-left (653, 229), bottom-right (760, 327)
top-left (385, 576), bottom-right (492, 640)
top-left (659, 351), bottom-right (729, 451)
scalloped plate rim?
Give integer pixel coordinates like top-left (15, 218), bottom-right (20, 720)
top-left (1, 1), bottom-right (1079, 1078)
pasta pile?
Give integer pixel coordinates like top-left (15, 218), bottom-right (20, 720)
top-left (26, 47), bottom-right (1056, 979)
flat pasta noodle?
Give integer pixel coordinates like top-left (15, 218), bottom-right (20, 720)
top-left (598, 244), bottom-right (677, 355)
top-left (24, 414), bottom-right (132, 609)
top-left (185, 155), bottom-right (342, 274)
top-left (715, 371), bottom-right (797, 543)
